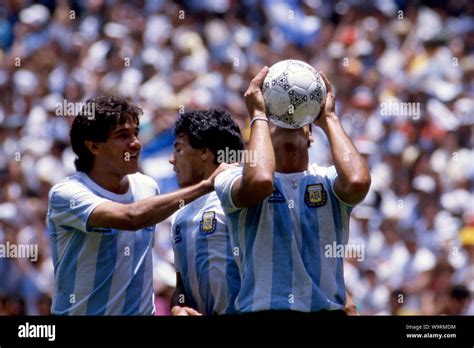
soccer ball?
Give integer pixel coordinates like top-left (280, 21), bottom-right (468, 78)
top-left (262, 59), bottom-right (327, 129)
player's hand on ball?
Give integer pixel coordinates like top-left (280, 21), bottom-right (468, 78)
top-left (313, 71), bottom-right (337, 130)
top-left (171, 306), bottom-right (203, 316)
top-left (244, 66), bottom-right (269, 118)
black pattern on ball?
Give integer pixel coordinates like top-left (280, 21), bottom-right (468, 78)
top-left (272, 112), bottom-right (296, 127)
top-left (273, 72), bottom-right (290, 90)
top-left (310, 89), bottom-right (323, 104)
top-left (288, 89), bottom-right (307, 109)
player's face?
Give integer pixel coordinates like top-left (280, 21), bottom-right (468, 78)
top-left (269, 123), bottom-right (313, 151)
top-left (169, 134), bottom-right (205, 188)
top-left (98, 120), bottom-right (141, 175)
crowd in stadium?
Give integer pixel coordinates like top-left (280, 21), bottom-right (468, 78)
top-left (0, 0), bottom-right (472, 315)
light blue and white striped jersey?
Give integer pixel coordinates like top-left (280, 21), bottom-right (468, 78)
top-left (171, 192), bottom-right (240, 315)
top-left (214, 164), bottom-right (353, 313)
top-left (47, 172), bottom-right (159, 315)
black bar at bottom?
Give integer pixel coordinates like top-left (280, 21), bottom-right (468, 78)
top-left (0, 315), bottom-right (472, 346)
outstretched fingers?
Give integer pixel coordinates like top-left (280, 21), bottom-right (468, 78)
top-left (246, 66), bottom-right (269, 93)
top-left (319, 71), bottom-right (334, 95)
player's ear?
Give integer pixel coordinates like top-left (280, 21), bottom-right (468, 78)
top-left (200, 148), bottom-right (213, 162)
top-left (85, 140), bottom-right (101, 155)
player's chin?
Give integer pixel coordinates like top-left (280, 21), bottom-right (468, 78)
top-left (176, 176), bottom-right (187, 188)
top-left (124, 161), bottom-right (139, 174)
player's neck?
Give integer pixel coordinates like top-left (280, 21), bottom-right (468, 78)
top-left (203, 164), bottom-right (218, 181)
top-left (86, 166), bottom-right (129, 194)
top-left (275, 146), bottom-right (308, 173)
top-left (188, 163), bottom-right (217, 187)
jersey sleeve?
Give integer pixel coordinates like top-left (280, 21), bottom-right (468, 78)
top-left (48, 181), bottom-right (110, 233)
top-left (214, 166), bottom-right (243, 214)
top-left (325, 165), bottom-right (356, 209)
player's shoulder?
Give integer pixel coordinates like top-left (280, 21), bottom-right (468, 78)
top-left (171, 198), bottom-right (189, 221)
top-left (171, 200), bottom-right (191, 227)
top-left (308, 162), bottom-right (336, 178)
top-left (172, 192), bottom-right (220, 225)
top-left (48, 172), bottom-right (91, 201)
top-left (215, 166), bottom-right (243, 190)
top-left (128, 172), bottom-right (160, 193)
top-left (201, 191), bottom-right (224, 214)
top-left (207, 191), bottom-right (220, 203)
top-left (128, 172), bottom-right (157, 187)
top-left (216, 165), bottom-right (243, 180)
top-left (171, 193), bottom-right (198, 225)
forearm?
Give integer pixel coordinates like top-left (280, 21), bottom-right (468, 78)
top-left (240, 65), bottom-right (275, 196)
top-left (243, 116), bottom-right (275, 186)
top-left (128, 180), bottom-right (212, 230)
top-left (323, 116), bottom-right (369, 185)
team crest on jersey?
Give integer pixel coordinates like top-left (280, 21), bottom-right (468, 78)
top-left (268, 186), bottom-right (286, 203)
top-left (200, 211), bottom-right (217, 234)
top-left (304, 184), bottom-right (327, 207)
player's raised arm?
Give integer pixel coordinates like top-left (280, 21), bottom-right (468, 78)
top-left (230, 66), bottom-right (276, 208)
top-left (88, 162), bottom-right (231, 231)
top-left (313, 72), bottom-right (371, 205)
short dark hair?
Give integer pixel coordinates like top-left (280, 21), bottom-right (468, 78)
top-left (174, 108), bottom-right (244, 164)
top-left (70, 95), bottom-right (143, 173)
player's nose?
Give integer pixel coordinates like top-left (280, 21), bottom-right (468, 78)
top-left (169, 154), bottom-right (175, 166)
top-left (129, 136), bottom-right (141, 151)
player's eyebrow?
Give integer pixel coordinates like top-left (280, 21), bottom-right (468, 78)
top-left (114, 126), bottom-right (139, 135)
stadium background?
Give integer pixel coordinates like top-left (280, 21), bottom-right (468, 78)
top-left (0, 0), bottom-right (472, 315)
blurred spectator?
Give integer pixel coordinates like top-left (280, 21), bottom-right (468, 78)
top-left (358, 266), bottom-right (390, 315)
top-left (36, 293), bottom-right (52, 316)
top-left (437, 285), bottom-right (472, 315)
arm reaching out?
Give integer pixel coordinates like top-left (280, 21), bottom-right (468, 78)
top-left (89, 163), bottom-right (235, 230)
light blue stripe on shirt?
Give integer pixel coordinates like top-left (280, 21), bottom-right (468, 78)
top-left (48, 172), bottom-right (159, 315)
top-left (86, 232), bottom-right (118, 315)
top-left (171, 192), bottom-right (240, 315)
top-left (51, 228), bottom-right (85, 315)
top-left (214, 164), bottom-right (353, 313)
top-left (269, 177), bottom-right (293, 310)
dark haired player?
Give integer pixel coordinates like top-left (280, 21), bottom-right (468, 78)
top-left (47, 96), bottom-right (229, 315)
top-left (169, 109), bottom-right (243, 316)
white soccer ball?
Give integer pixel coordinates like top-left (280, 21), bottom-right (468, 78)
top-left (262, 59), bottom-right (327, 129)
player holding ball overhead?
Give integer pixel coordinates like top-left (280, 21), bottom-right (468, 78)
top-left (214, 64), bottom-right (371, 315)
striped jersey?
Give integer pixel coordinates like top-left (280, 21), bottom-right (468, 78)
top-left (214, 164), bottom-right (352, 313)
top-left (47, 172), bottom-right (159, 315)
top-left (171, 192), bottom-right (240, 315)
